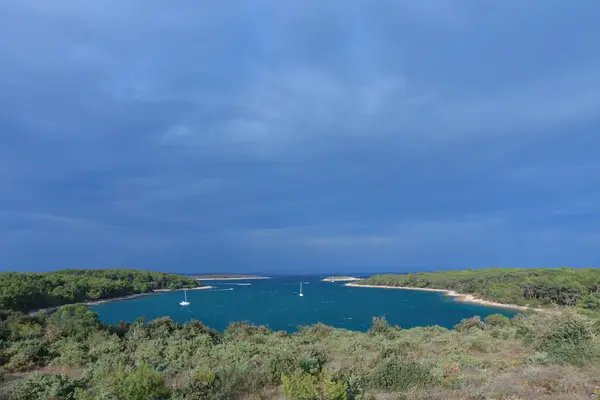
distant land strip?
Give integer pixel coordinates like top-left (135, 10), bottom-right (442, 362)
top-left (322, 276), bottom-right (361, 282)
top-left (191, 274), bottom-right (270, 280)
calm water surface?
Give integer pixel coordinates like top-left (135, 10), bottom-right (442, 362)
top-left (91, 276), bottom-right (518, 332)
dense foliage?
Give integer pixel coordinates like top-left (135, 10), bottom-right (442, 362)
top-left (358, 268), bottom-right (600, 309)
top-left (0, 305), bottom-right (598, 399)
top-left (1, 268), bottom-right (599, 398)
top-left (0, 269), bottom-right (200, 313)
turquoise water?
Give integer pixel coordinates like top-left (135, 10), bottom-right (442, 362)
top-left (91, 276), bottom-right (519, 332)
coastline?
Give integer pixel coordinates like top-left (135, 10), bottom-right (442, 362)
top-left (29, 286), bottom-right (215, 316)
top-left (153, 286), bottom-right (214, 292)
top-left (196, 276), bottom-right (269, 281)
top-left (322, 277), bottom-right (361, 282)
top-left (344, 283), bottom-right (533, 311)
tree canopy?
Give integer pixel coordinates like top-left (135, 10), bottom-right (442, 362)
top-left (357, 268), bottom-right (600, 309)
top-left (0, 269), bottom-right (200, 313)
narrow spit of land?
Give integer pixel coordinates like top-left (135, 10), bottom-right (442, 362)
top-left (322, 276), bottom-right (361, 282)
top-left (191, 274), bottom-right (269, 280)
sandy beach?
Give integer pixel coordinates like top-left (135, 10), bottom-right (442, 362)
top-left (345, 282), bottom-right (534, 311)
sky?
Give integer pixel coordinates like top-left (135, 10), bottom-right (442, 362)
top-left (1, 1), bottom-right (600, 274)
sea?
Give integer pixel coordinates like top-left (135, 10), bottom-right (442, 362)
top-left (91, 275), bottom-right (519, 333)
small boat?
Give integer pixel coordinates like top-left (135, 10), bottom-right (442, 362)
top-left (299, 281), bottom-right (304, 297)
top-left (180, 289), bottom-right (190, 306)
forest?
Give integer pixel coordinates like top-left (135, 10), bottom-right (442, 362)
top-left (357, 268), bottom-right (600, 310)
top-left (0, 269), bottom-right (200, 313)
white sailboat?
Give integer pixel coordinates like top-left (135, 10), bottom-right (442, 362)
top-left (299, 281), bottom-right (304, 297)
top-left (179, 289), bottom-right (190, 306)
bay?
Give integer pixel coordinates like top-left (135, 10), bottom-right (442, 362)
top-left (91, 275), bottom-right (519, 332)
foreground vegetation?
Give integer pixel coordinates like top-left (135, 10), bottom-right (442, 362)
top-left (0, 305), bottom-right (598, 399)
top-left (358, 268), bottom-right (600, 310)
top-left (0, 270), bottom-right (200, 313)
top-left (1, 268), bottom-right (599, 399)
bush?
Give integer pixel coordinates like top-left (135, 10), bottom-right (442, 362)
top-left (454, 316), bottom-right (485, 332)
top-left (369, 359), bottom-right (434, 391)
top-left (49, 305), bottom-right (101, 340)
top-left (484, 314), bottom-right (510, 327)
top-left (299, 347), bottom-right (327, 375)
top-left (50, 340), bottom-right (90, 367)
top-left (281, 369), bottom-right (347, 400)
top-left (85, 362), bottom-right (168, 400)
top-left (528, 351), bottom-right (551, 365)
top-left (9, 373), bottom-right (84, 400)
top-left (265, 352), bottom-right (297, 384)
top-left (332, 368), bottom-right (366, 400)
top-left (368, 317), bottom-right (390, 336)
top-left (212, 361), bottom-right (267, 398)
top-left (298, 324), bottom-right (335, 340)
top-left (171, 366), bottom-right (219, 400)
top-left (5, 340), bottom-right (49, 372)
top-left (517, 310), bottom-right (599, 365)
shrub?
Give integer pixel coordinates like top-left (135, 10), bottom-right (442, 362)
top-left (454, 316), bottom-right (485, 332)
top-left (9, 373), bottom-right (84, 400)
top-left (5, 340), bottom-right (49, 371)
top-left (281, 370), bottom-right (347, 400)
top-left (298, 324), bottom-right (335, 340)
top-left (528, 351), bottom-right (551, 365)
top-left (265, 352), bottom-right (297, 384)
top-left (369, 359), bottom-right (434, 391)
top-left (50, 340), bottom-right (90, 367)
top-left (171, 366), bottom-right (219, 400)
top-left (86, 362), bottom-right (168, 400)
top-left (224, 322), bottom-right (271, 341)
top-left (49, 305), bottom-right (101, 340)
top-left (332, 368), bottom-right (366, 400)
top-left (516, 310), bottom-right (599, 365)
top-left (367, 317), bottom-right (400, 339)
top-left (299, 347), bottom-right (327, 375)
top-left (212, 360), bottom-right (268, 398)
top-left (484, 314), bottom-right (510, 327)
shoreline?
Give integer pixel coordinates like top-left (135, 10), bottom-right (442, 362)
top-left (322, 277), bottom-right (361, 282)
top-left (196, 276), bottom-right (269, 281)
top-left (153, 286), bottom-right (214, 292)
top-left (344, 283), bottom-right (534, 311)
top-left (28, 286), bottom-right (215, 316)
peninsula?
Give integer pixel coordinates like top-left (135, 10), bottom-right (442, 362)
top-left (348, 267), bottom-right (600, 311)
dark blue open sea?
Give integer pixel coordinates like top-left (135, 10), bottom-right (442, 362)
top-left (91, 275), bottom-right (519, 332)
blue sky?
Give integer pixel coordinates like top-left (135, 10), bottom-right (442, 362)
top-left (1, 1), bottom-right (600, 273)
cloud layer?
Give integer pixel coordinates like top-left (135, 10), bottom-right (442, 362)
top-left (1, 0), bottom-right (600, 272)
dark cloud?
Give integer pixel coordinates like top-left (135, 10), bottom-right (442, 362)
top-left (1, 0), bottom-right (600, 272)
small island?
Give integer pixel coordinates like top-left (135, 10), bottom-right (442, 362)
top-left (191, 274), bottom-right (269, 281)
top-left (322, 276), bottom-right (362, 282)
